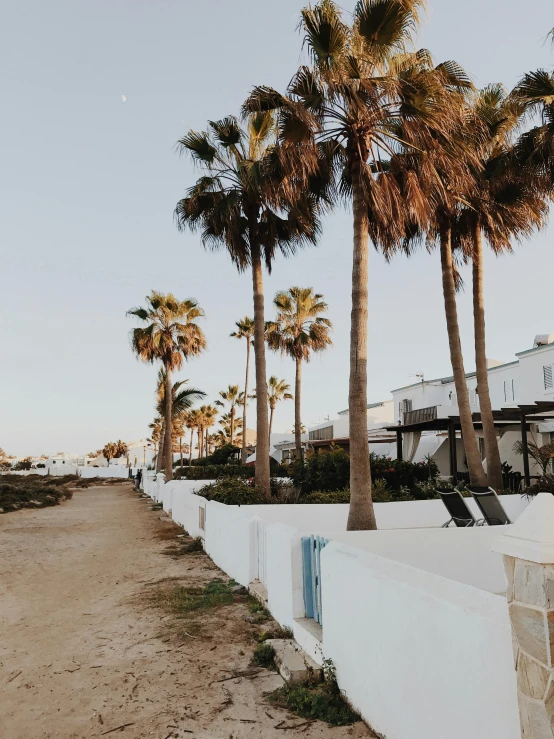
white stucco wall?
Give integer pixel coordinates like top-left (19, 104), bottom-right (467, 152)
top-left (321, 541), bottom-right (520, 739)
top-left (169, 482), bottom-right (212, 538)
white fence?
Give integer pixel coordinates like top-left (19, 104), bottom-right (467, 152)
top-left (140, 475), bottom-right (527, 739)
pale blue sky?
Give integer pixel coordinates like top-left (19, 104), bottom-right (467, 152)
top-left (1, 0), bottom-right (553, 456)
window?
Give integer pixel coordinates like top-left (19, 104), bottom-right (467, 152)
top-left (544, 365), bottom-right (553, 391)
top-left (309, 425), bottom-right (334, 441)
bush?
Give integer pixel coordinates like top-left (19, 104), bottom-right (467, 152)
top-left (301, 490), bottom-right (350, 504)
top-left (197, 478), bottom-right (264, 505)
top-left (291, 448), bottom-right (350, 494)
top-left (291, 448), bottom-right (439, 495)
top-left (174, 465), bottom-right (252, 481)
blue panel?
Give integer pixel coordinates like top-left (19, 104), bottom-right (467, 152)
top-left (301, 536), bottom-right (315, 619)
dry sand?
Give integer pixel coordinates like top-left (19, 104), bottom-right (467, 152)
top-left (0, 484), bottom-right (375, 739)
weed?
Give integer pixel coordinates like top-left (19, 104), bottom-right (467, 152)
top-left (148, 578), bottom-right (239, 616)
top-left (151, 503), bottom-right (163, 511)
top-left (266, 658), bottom-right (360, 727)
top-left (258, 626), bottom-right (293, 642)
top-left (252, 642), bottom-right (276, 669)
top-left (248, 599), bottom-right (271, 619)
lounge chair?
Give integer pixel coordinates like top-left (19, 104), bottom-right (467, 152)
top-left (439, 490), bottom-right (480, 527)
top-left (469, 487), bottom-right (511, 526)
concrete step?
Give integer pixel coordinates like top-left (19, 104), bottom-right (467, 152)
top-left (267, 639), bottom-right (323, 684)
top-left (248, 580), bottom-right (268, 606)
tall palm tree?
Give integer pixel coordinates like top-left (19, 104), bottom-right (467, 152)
top-left (183, 410), bottom-right (196, 467)
top-left (245, 0), bottom-right (466, 528)
top-left (231, 317), bottom-right (255, 464)
top-left (148, 418), bottom-right (162, 464)
top-left (128, 291), bottom-right (206, 481)
top-left (217, 413), bottom-right (244, 447)
top-left (155, 369), bottom-right (205, 469)
top-left (512, 69), bottom-right (554, 181)
top-left (186, 408), bottom-right (203, 465)
top-left (175, 113), bottom-right (325, 496)
top-left (453, 85), bottom-right (548, 490)
top-left (215, 385), bottom-right (244, 447)
top-left (266, 288), bottom-right (331, 459)
top-left (266, 376), bottom-right (293, 443)
top-left (202, 405), bottom-right (219, 457)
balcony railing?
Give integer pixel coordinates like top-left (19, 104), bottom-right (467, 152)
top-left (403, 406), bottom-right (438, 426)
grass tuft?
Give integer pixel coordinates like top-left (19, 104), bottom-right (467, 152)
top-left (148, 578), bottom-right (239, 616)
top-left (252, 642), bottom-right (276, 669)
top-left (266, 659), bottom-right (360, 727)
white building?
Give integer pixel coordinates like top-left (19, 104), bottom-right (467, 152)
top-left (306, 334), bottom-right (554, 484)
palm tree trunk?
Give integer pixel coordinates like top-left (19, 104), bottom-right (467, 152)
top-left (295, 357), bottom-right (303, 461)
top-left (156, 426), bottom-right (165, 473)
top-left (205, 428), bottom-right (209, 457)
top-left (164, 367), bottom-right (173, 481)
top-left (189, 429), bottom-right (193, 467)
top-left (251, 240), bottom-right (270, 497)
top-left (269, 404), bottom-right (274, 447)
top-left (347, 163), bottom-right (376, 531)
top-left (180, 438), bottom-right (183, 468)
top-left (472, 223), bottom-right (503, 490)
top-left (199, 427), bottom-right (204, 458)
top-left (440, 225), bottom-right (487, 487)
top-left (230, 408), bottom-right (235, 447)
top-left (241, 339), bottom-right (251, 464)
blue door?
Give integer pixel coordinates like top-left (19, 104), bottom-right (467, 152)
top-left (301, 535), bottom-right (328, 625)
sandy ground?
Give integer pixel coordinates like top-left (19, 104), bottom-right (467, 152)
top-left (1, 484), bottom-right (376, 739)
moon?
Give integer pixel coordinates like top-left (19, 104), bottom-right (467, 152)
top-left (121, 94), bottom-right (127, 103)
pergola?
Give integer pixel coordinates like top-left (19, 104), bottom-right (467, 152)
top-left (385, 401), bottom-right (554, 486)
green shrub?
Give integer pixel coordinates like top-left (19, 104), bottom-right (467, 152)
top-left (174, 465), bottom-right (253, 481)
top-left (266, 659), bottom-right (360, 726)
top-left (197, 478), bottom-right (264, 505)
top-left (302, 490), bottom-right (350, 504)
top-left (291, 448), bottom-right (439, 495)
top-left (252, 642), bottom-right (276, 669)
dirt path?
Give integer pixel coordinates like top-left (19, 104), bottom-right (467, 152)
top-left (1, 485), bottom-right (374, 739)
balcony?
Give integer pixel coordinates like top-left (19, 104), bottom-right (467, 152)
top-left (403, 406), bottom-right (438, 426)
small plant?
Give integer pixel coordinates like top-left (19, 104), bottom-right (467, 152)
top-left (258, 625), bottom-right (293, 642)
top-left (151, 502), bottom-right (163, 510)
top-left (252, 642), bottom-right (276, 669)
top-left (148, 578), bottom-right (239, 615)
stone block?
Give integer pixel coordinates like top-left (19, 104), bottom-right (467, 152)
top-left (515, 561), bottom-right (548, 608)
top-left (526, 697), bottom-right (554, 739)
top-left (518, 652), bottom-right (550, 700)
top-left (267, 639), bottom-right (322, 684)
top-left (505, 555), bottom-right (516, 603)
top-left (510, 603), bottom-right (549, 665)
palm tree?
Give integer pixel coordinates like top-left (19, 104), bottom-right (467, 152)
top-left (202, 405), bottom-right (219, 457)
top-left (147, 418), bottom-right (162, 464)
top-left (183, 410), bottom-right (197, 467)
top-left (266, 376), bottom-right (293, 443)
top-left (175, 114), bottom-right (324, 496)
top-left (512, 69), bottom-right (554, 181)
top-left (217, 413), bottom-right (244, 447)
top-left (186, 408), bottom-right (203, 465)
top-left (215, 385), bottom-right (244, 447)
top-left (128, 291), bottom-right (206, 481)
top-left (245, 0), bottom-right (467, 528)
top-left (155, 369), bottom-right (205, 470)
top-left (266, 288), bottom-right (331, 459)
top-left (103, 442), bottom-right (117, 467)
top-left (453, 85), bottom-right (548, 490)
top-left (231, 317), bottom-right (255, 464)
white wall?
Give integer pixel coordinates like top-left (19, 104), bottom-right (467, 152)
top-left (203, 502), bottom-right (255, 586)
top-left (321, 541), bottom-right (520, 739)
top-left (518, 343), bottom-right (554, 404)
top-left (79, 466), bottom-right (134, 479)
top-left (168, 482), bottom-right (212, 538)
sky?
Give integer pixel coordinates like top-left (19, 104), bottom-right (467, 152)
top-left (1, 0), bottom-right (554, 456)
